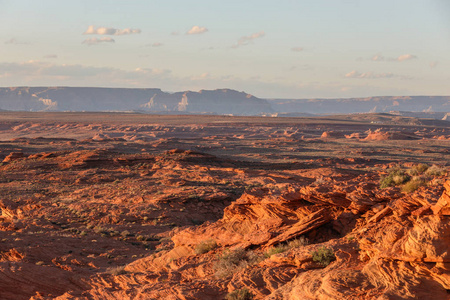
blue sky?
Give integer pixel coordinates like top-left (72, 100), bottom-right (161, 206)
top-left (0, 0), bottom-right (449, 98)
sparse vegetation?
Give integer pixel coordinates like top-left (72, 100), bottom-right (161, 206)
top-left (264, 237), bottom-right (309, 258)
top-left (379, 166), bottom-right (411, 188)
top-left (265, 245), bottom-right (287, 257)
top-left (195, 239), bottom-right (218, 254)
top-left (225, 288), bottom-right (255, 300)
top-left (214, 248), bottom-right (261, 278)
top-left (425, 164), bottom-right (447, 176)
top-left (380, 164), bottom-right (447, 192)
top-left (401, 178), bottom-right (427, 193)
top-left (287, 237), bottom-right (309, 248)
top-left (311, 246), bottom-right (336, 267)
top-left (106, 265), bottom-right (127, 275)
top-left (407, 163), bottom-right (429, 176)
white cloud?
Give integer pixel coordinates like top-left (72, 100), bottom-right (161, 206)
top-left (396, 54), bottom-right (417, 62)
top-left (345, 70), bottom-right (395, 79)
top-left (82, 37), bottom-right (115, 45)
top-left (186, 26), bottom-right (208, 35)
top-left (369, 53), bottom-right (417, 62)
top-left (232, 31), bottom-right (265, 48)
top-left (83, 25), bottom-right (141, 36)
top-left (291, 47), bottom-right (303, 52)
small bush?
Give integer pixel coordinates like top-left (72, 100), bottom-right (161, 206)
top-left (264, 237), bottom-right (309, 258)
top-left (425, 165), bottom-right (447, 176)
top-left (407, 164), bottom-right (429, 176)
top-left (401, 179), bottom-right (426, 193)
top-left (264, 245), bottom-right (287, 258)
top-left (287, 236), bottom-right (309, 248)
top-left (214, 248), bottom-right (260, 278)
top-left (225, 288), bottom-right (254, 300)
top-left (106, 265), bottom-right (127, 275)
top-left (380, 167), bottom-right (410, 188)
top-left (311, 246), bottom-right (335, 267)
top-left (195, 239), bottom-right (218, 254)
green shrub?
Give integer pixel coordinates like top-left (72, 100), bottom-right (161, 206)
top-left (264, 237), bottom-right (309, 258)
top-left (214, 248), bottom-right (260, 278)
top-left (264, 245), bottom-right (287, 258)
top-left (380, 167), bottom-right (410, 188)
top-left (195, 239), bottom-right (218, 254)
top-left (401, 179), bottom-right (426, 193)
top-left (225, 288), bottom-right (254, 300)
top-left (407, 164), bottom-right (429, 176)
top-left (311, 246), bottom-right (335, 267)
top-left (425, 165), bottom-right (447, 176)
top-left (287, 236), bottom-right (309, 248)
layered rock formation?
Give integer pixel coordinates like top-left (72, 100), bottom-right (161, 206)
top-left (0, 87), bottom-right (273, 115)
top-left (0, 87), bottom-right (449, 116)
top-left (269, 96), bottom-right (450, 115)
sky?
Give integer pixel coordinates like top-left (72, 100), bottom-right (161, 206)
top-left (0, 0), bottom-right (449, 98)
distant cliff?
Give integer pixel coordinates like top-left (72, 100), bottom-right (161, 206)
top-left (0, 87), bottom-right (449, 116)
top-left (268, 96), bottom-right (450, 115)
top-left (0, 87), bottom-right (273, 115)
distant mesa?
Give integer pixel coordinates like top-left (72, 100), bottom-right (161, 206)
top-left (268, 96), bottom-right (450, 117)
top-left (0, 87), bottom-right (449, 116)
top-left (0, 87), bottom-right (273, 116)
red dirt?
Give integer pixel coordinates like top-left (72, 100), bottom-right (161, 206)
top-left (0, 112), bottom-right (448, 299)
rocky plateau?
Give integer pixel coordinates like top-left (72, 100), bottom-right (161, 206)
top-left (0, 112), bottom-right (448, 299)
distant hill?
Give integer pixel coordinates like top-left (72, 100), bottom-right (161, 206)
top-left (0, 87), bottom-right (273, 116)
top-left (0, 87), bottom-right (448, 117)
top-left (268, 96), bottom-right (450, 115)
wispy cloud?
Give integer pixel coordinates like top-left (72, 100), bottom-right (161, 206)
top-left (369, 53), bottom-right (417, 62)
top-left (142, 42), bottom-right (163, 48)
top-left (4, 38), bottom-right (29, 45)
top-left (396, 54), bottom-right (417, 62)
top-left (191, 72), bottom-right (211, 80)
top-left (186, 26), bottom-right (208, 35)
top-left (0, 61), bottom-right (172, 84)
top-left (291, 47), bottom-right (303, 52)
top-left (83, 25), bottom-right (141, 36)
top-left (345, 70), bottom-right (395, 79)
top-left (371, 54), bottom-right (384, 61)
top-left (232, 31), bottom-right (265, 48)
top-left (82, 37), bottom-right (115, 45)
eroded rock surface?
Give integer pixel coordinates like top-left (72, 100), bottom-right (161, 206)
top-left (0, 113), bottom-right (447, 299)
